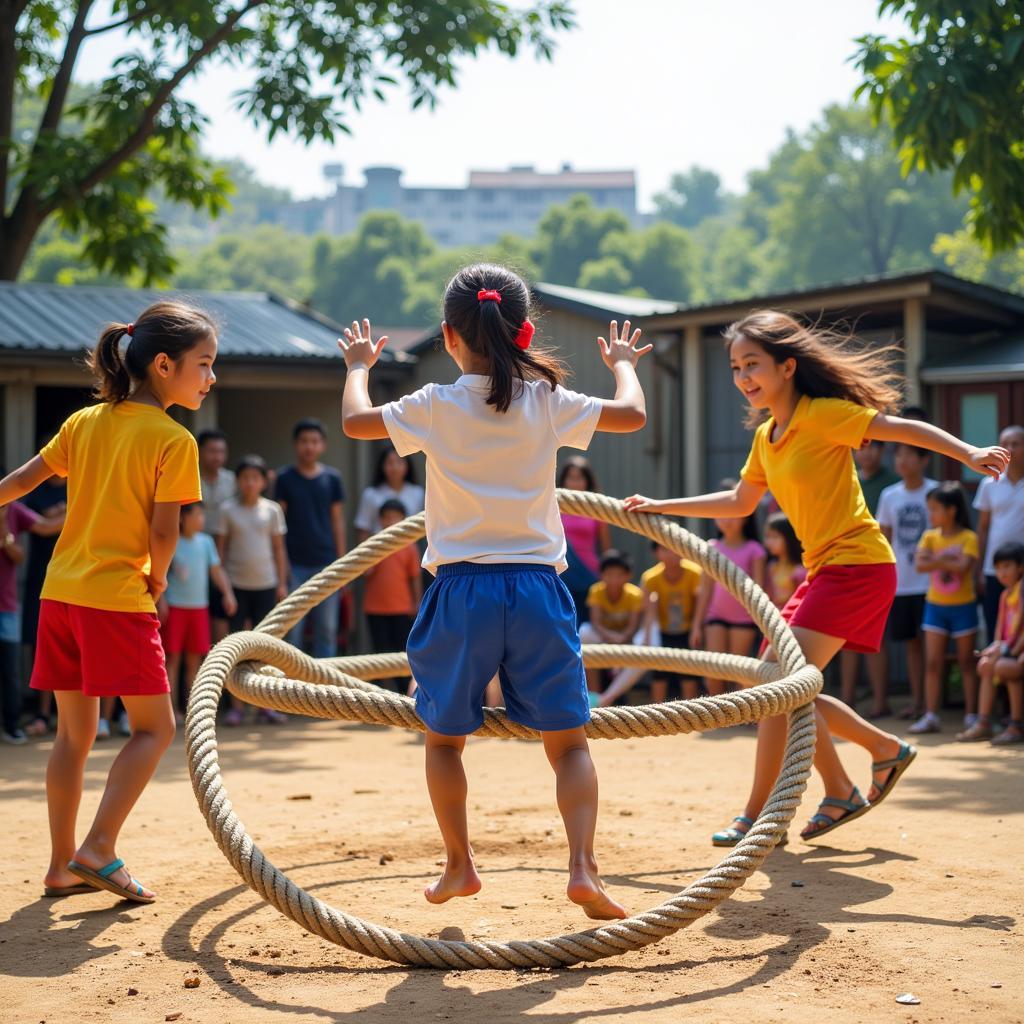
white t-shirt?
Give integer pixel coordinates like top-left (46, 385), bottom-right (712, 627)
top-left (974, 472), bottom-right (1024, 575)
top-left (876, 478), bottom-right (937, 596)
top-left (200, 467), bottom-right (237, 537)
top-left (216, 496), bottom-right (287, 590)
top-left (354, 482), bottom-right (425, 534)
top-left (382, 375), bottom-right (601, 573)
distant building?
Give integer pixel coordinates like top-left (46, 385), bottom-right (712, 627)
top-left (280, 164), bottom-right (640, 246)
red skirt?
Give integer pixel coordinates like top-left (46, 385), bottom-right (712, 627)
top-left (768, 563), bottom-right (897, 655)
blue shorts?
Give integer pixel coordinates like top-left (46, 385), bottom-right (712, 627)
top-left (407, 562), bottom-right (590, 735)
top-left (922, 599), bottom-right (978, 638)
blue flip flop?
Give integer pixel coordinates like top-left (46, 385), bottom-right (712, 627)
top-left (711, 815), bottom-right (788, 848)
top-left (67, 858), bottom-right (154, 904)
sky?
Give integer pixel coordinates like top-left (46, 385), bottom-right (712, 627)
top-left (72, 0), bottom-right (904, 209)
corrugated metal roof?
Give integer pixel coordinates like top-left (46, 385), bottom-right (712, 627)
top-left (0, 282), bottom-right (401, 364)
top-left (536, 282), bottom-right (680, 318)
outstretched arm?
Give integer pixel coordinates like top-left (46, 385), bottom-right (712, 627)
top-left (340, 319), bottom-right (390, 440)
top-left (623, 477), bottom-right (766, 519)
top-left (594, 320), bottom-right (653, 433)
top-left (0, 456), bottom-right (55, 507)
top-left (865, 415), bottom-right (1009, 479)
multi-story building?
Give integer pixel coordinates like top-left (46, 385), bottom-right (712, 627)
top-left (281, 164), bottom-right (640, 245)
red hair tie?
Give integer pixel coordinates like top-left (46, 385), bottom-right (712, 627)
top-left (126, 322), bottom-right (135, 336)
top-left (477, 289), bottom-right (502, 304)
top-left (514, 319), bottom-right (535, 350)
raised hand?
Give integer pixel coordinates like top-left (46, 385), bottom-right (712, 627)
top-left (339, 318), bottom-right (388, 370)
top-left (597, 320), bottom-right (653, 371)
top-left (967, 445), bottom-right (1011, 480)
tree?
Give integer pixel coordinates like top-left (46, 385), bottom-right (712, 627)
top-left (932, 230), bottom-right (1024, 294)
top-left (0, 0), bottom-right (574, 281)
top-left (532, 194), bottom-right (630, 286)
top-left (854, 0), bottom-right (1024, 250)
top-left (754, 103), bottom-right (967, 290)
top-left (595, 222), bottom-right (701, 301)
top-left (653, 166), bottom-right (726, 228)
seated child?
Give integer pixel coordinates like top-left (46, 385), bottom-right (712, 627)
top-left (599, 541), bottom-right (701, 705)
top-left (363, 498), bottom-right (422, 693)
top-left (957, 541), bottom-right (1024, 744)
top-left (161, 502), bottom-right (236, 724)
top-left (763, 511), bottom-right (806, 609)
top-left (579, 549), bottom-right (647, 697)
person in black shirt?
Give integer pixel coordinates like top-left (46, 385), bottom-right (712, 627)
top-left (275, 419), bottom-right (346, 657)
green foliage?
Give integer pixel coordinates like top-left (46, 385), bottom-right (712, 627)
top-left (1, 0), bottom-right (575, 280)
top-left (653, 166), bottom-right (726, 228)
top-left (854, 0), bottom-right (1024, 250)
top-left (532, 195), bottom-right (631, 285)
top-left (932, 230), bottom-right (1024, 294)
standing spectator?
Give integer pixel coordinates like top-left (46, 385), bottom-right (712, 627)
top-left (911, 483), bottom-right (980, 734)
top-left (876, 444), bottom-right (937, 720)
top-left (975, 425), bottom-right (1024, 641)
top-left (1, 499), bottom-right (63, 743)
top-left (162, 502), bottom-right (236, 724)
top-left (21, 470), bottom-right (67, 737)
top-left (558, 456), bottom-right (612, 625)
top-left (197, 429), bottom-right (236, 645)
top-left (840, 439), bottom-right (900, 715)
top-left (275, 419), bottom-right (346, 658)
top-left (363, 499), bottom-right (423, 691)
top-left (217, 455), bottom-right (289, 725)
top-left (354, 445), bottom-right (424, 543)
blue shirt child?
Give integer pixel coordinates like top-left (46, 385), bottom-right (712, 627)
top-left (166, 533), bottom-right (220, 609)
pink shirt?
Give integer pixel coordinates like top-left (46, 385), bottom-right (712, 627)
top-left (704, 538), bottom-right (766, 625)
top-left (561, 513), bottom-right (602, 576)
top-left (1, 502), bottom-right (41, 612)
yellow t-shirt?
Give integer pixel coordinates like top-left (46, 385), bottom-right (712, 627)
top-left (587, 581), bottom-right (644, 632)
top-left (641, 561), bottom-right (701, 634)
top-left (740, 395), bottom-right (895, 577)
top-left (39, 402), bottom-right (201, 613)
top-left (917, 528), bottom-right (979, 606)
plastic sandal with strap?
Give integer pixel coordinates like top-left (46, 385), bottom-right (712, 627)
top-left (67, 857), bottom-right (154, 904)
top-left (869, 740), bottom-right (917, 806)
top-left (800, 787), bottom-right (871, 841)
top-left (711, 815), bottom-right (753, 847)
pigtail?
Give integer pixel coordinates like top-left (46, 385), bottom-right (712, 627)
top-left (87, 324), bottom-right (134, 403)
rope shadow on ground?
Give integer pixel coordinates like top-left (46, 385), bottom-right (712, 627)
top-left (153, 857), bottom-right (833, 1021)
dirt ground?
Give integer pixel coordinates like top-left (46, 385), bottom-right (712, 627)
top-left (1, 709), bottom-right (1021, 1024)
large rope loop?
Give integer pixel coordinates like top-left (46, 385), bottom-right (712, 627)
top-left (186, 491), bottom-right (822, 968)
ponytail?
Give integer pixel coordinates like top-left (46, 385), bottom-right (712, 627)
top-left (89, 324), bottom-right (135, 403)
top-left (85, 300), bottom-right (217, 404)
top-left (443, 263), bottom-right (566, 414)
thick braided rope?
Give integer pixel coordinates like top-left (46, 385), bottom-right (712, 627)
top-left (186, 493), bottom-right (822, 968)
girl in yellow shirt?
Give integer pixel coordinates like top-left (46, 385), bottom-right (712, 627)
top-left (625, 309), bottom-right (1008, 843)
top-left (0, 301), bottom-right (215, 903)
top-left (911, 483), bottom-right (981, 734)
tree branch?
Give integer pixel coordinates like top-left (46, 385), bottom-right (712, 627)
top-left (53, 0), bottom-right (266, 213)
top-left (0, 3), bottom-right (18, 215)
top-left (83, 7), bottom-right (154, 36)
top-left (38, 0), bottom-right (95, 137)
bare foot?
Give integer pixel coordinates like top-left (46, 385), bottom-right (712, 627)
top-left (424, 860), bottom-right (482, 905)
top-left (566, 861), bottom-right (627, 920)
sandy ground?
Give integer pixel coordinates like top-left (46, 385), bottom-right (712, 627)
top-left (1, 709), bottom-right (1022, 1024)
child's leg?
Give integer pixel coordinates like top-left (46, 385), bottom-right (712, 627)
top-left (993, 675), bottom-right (1024, 743)
top-left (955, 632), bottom-right (979, 716)
top-left (725, 626), bottom-right (758, 695)
top-left (72, 693), bottom-right (175, 897)
top-left (977, 657), bottom-right (996, 720)
top-left (649, 676), bottom-right (668, 703)
top-left (922, 629), bottom-right (948, 716)
top-left (703, 623), bottom-right (728, 696)
top-left (866, 647), bottom-right (890, 716)
top-left (423, 729), bottom-right (481, 904)
top-left (483, 674), bottom-right (503, 708)
top-left (181, 653), bottom-right (202, 720)
top-left (43, 690), bottom-right (98, 888)
top-left (839, 650), bottom-right (860, 706)
top-left (541, 726), bottom-right (626, 920)
top-left (165, 651), bottom-right (182, 710)
top-left (906, 634), bottom-right (924, 714)
top-left (578, 623), bottom-right (603, 693)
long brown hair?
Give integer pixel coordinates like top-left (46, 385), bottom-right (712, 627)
top-left (724, 310), bottom-right (904, 428)
top-left (86, 300), bottom-right (217, 403)
top-left (443, 263), bottom-right (567, 413)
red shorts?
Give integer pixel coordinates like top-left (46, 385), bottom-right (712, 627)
top-left (161, 605), bottom-right (211, 656)
top-left (766, 563), bottom-right (897, 655)
top-left (31, 600), bottom-right (169, 698)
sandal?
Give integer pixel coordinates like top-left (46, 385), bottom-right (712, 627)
top-left (67, 858), bottom-right (154, 904)
top-left (25, 716), bottom-right (50, 737)
top-left (956, 721), bottom-right (994, 742)
top-left (992, 722), bottom-right (1024, 745)
top-left (43, 882), bottom-right (97, 897)
top-left (711, 815), bottom-right (787, 848)
top-left (800, 787), bottom-right (870, 841)
top-left (869, 740), bottom-right (917, 807)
